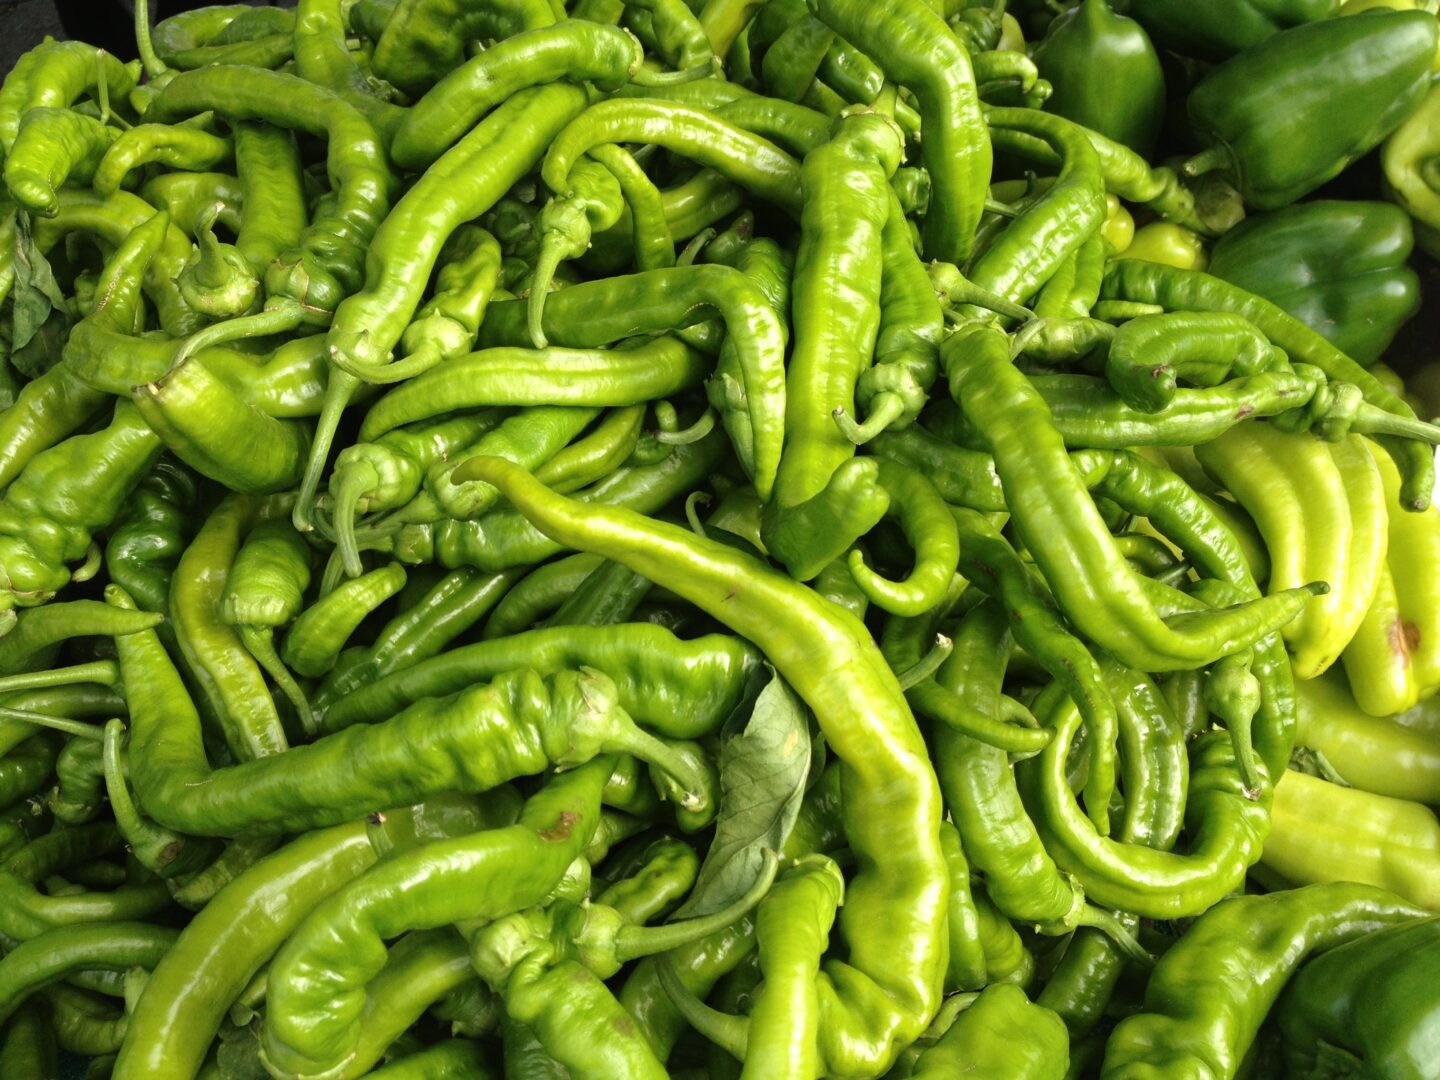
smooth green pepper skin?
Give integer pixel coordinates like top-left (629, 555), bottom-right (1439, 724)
top-left (1125, 0), bottom-right (1339, 59)
top-left (1208, 200), bottom-right (1420, 366)
top-left (1185, 11), bottom-right (1438, 209)
top-left (1275, 913), bottom-right (1440, 1078)
top-left (1101, 883), bottom-right (1428, 1079)
top-left (908, 985), bottom-right (1069, 1079)
top-left (1034, 0), bottom-right (1165, 156)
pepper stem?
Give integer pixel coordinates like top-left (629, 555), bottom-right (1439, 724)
top-left (1075, 904), bottom-right (1153, 968)
top-left (655, 408), bottom-right (716, 446)
top-left (604, 721), bottom-right (712, 816)
top-left (1181, 146), bottom-right (1228, 178)
top-left (239, 627), bottom-right (316, 737)
top-left (1354, 403), bottom-right (1440, 444)
top-left (133, 0), bottom-right (168, 80)
top-left (330, 461), bottom-right (381, 580)
top-left (655, 955), bottom-right (750, 1060)
top-left (631, 56), bottom-right (722, 86)
top-left (616, 849), bottom-right (779, 963)
top-left (526, 239), bottom-right (569, 349)
top-left (172, 304), bottom-right (306, 368)
top-left (332, 340), bottom-right (442, 385)
top-left (295, 370), bottom-right (361, 534)
top-left (834, 397), bottom-right (905, 445)
top-left (896, 634), bottom-right (953, 691)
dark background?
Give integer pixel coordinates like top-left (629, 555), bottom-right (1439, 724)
top-left (0, 0), bottom-right (293, 70)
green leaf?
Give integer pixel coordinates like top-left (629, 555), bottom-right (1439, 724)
top-left (9, 306), bottom-right (67, 380)
top-left (215, 1018), bottom-right (269, 1080)
top-left (10, 211), bottom-right (69, 356)
top-left (674, 667), bottom-right (811, 919)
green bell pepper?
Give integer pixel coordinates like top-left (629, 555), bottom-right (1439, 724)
top-left (1383, 81), bottom-right (1440, 260)
top-left (1275, 914), bottom-right (1440, 1078)
top-left (1033, 0), bottom-right (1166, 157)
top-left (1123, 0), bottom-right (1339, 60)
top-left (1185, 10), bottom-right (1438, 209)
top-left (1207, 200), bottom-right (1420, 366)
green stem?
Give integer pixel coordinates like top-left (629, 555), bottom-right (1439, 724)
top-left (896, 634), bottom-right (953, 692)
top-left (239, 628), bottom-right (315, 737)
top-left (833, 397), bottom-right (905, 445)
top-left (616, 849), bottom-right (778, 962)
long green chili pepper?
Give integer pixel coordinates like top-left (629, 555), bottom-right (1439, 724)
top-left (283, 562), bottom-right (407, 678)
top-left (0, 823), bottom-right (172, 941)
top-left (483, 554), bottom-right (606, 640)
top-left (258, 760), bottom-right (608, 1075)
top-left (965, 107), bottom-right (1108, 309)
top-left (322, 621), bottom-right (758, 738)
top-left (392, 21), bottom-right (664, 170)
top-left (132, 357), bottom-right (311, 494)
top-left (372, 0), bottom-right (559, 95)
top-left (942, 321), bottom-right (1322, 671)
top-left (168, 494), bottom-right (292, 761)
top-left (117, 585), bottom-right (711, 836)
top-left (0, 401), bottom-right (162, 613)
top-left (544, 98), bottom-right (802, 217)
top-left (313, 567), bottom-right (522, 713)
top-left (455, 456), bottom-right (948, 1075)
top-left (300, 83), bottom-right (589, 532)
top-left (808, 0), bottom-right (988, 264)
top-left (416, 408), bottom-right (599, 525)
top-left (328, 410), bottom-right (504, 577)
top-left (763, 112), bottom-right (901, 580)
top-left (3, 107), bottom-right (119, 217)
top-left (92, 121), bottom-right (234, 197)
top-left (220, 519), bottom-right (315, 732)
top-left (113, 792), bottom-right (513, 1079)
top-left (480, 268), bottom-right (787, 498)
top-left (232, 120), bottom-right (307, 277)
top-left (834, 189), bottom-right (944, 444)
top-left (1101, 258), bottom-right (1437, 510)
top-left (1102, 883), bottom-right (1428, 1077)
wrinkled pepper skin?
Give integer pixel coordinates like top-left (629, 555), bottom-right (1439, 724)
top-left (1033, 0), bottom-right (1165, 156)
top-left (1208, 200), bottom-right (1420, 366)
top-left (1124, 0), bottom-right (1339, 60)
top-left (1275, 913), bottom-right (1440, 1079)
top-left (1185, 10), bottom-right (1438, 209)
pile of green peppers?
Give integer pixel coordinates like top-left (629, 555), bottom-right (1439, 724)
top-left (0, 0), bottom-right (1437, 1076)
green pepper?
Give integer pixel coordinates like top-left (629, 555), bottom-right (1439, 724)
top-left (1275, 913), bottom-right (1440, 1078)
top-left (1184, 10), bottom-right (1438, 209)
top-left (1382, 81), bottom-right (1440, 259)
top-left (1033, 0), bottom-right (1165, 156)
top-left (1124, 0), bottom-right (1340, 60)
top-left (1208, 200), bottom-right (1420, 366)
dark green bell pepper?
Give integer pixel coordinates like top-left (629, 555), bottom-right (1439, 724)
top-left (1034, 0), bottom-right (1166, 157)
top-left (1275, 914), bottom-right (1440, 1078)
top-left (1185, 10), bottom-right (1438, 209)
top-left (1123, 0), bottom-right (1338, 59)
top-left (1207, 200), bottom-right (1420, 366)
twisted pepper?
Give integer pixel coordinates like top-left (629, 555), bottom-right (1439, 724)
top-left (452, 455), bottom-right (949, 1076)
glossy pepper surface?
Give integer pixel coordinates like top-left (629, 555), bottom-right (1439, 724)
top-left (1208, 200), bottom-right (1420, 366)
